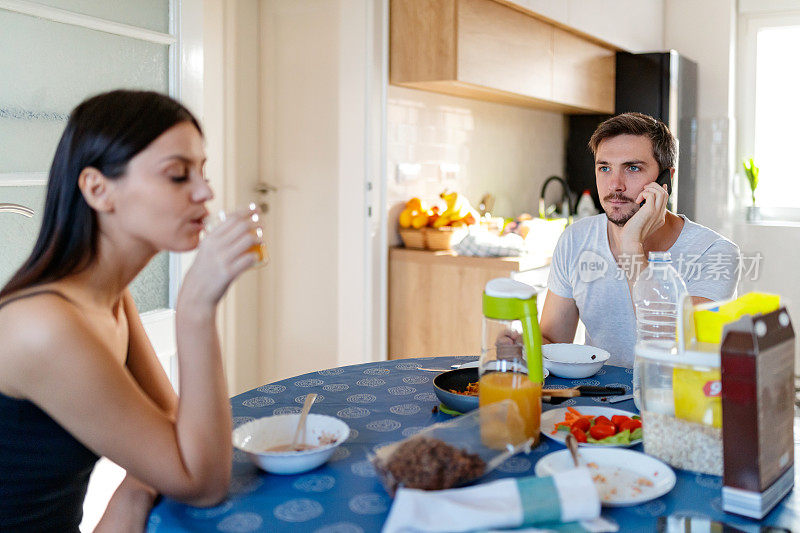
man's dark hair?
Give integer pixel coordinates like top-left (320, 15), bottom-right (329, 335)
top-left (588, 112), bottom-right (677, 171)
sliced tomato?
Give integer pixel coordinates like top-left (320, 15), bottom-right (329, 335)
top-left (593, 415), bottom-right (613, 427)
top-left (611, 415), bottom-right (632, 427)
top-left (593, 416), bottom-right (617, 432)
top-left (571, 417), bottom-right (591, 432)
top-left (589, 423), bottom-right (617, 440)
top-left (570, 427), bottom-right (588, 443)
top-left (619, 419), bottom-right (642, 432)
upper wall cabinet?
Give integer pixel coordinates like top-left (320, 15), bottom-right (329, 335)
top-left (390, 0), bottom-right (616, 114)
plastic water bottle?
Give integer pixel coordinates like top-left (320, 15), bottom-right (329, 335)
top-left (631, 251), bottom-right (687, 410)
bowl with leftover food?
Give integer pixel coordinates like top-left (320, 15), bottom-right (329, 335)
top-left (232, 414), bottom-right (350, 475)
top-left (534, 447), bottom-right (675, 506)
top-left (542, 344), bottom-right (610, 379)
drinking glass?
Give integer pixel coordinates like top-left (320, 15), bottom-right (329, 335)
top-left (209, 202), bottom-right (269, 268)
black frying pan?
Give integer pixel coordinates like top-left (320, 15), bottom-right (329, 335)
top-left (432, 368), bottom-right (479, 413)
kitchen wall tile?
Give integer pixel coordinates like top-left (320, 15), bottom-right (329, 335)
top-left (387, 86), bottom-right (565, 245)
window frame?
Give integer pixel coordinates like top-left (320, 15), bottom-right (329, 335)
top-left (737, 1), bottom-right (800, 221)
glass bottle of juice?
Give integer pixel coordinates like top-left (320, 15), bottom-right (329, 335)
top-left (478, 278), bottom-right (544, 450)
top-left (479, 370), bottom-right (542, 449)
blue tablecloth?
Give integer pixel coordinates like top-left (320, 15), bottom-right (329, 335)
top-left (148, 357), bottom-right (800, 532)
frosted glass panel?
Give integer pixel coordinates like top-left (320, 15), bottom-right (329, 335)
top-left (28, 0), bottom-right (170, 33)
top-left (0, 9), bottom-right (169, 172)
top-left (0, 186), bottom-right (169, 312)
top-left (129, 252), bottom-right (170, 313)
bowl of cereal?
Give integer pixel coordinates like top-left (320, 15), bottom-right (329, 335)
top-left (232, 414), bottom-right (350, 475)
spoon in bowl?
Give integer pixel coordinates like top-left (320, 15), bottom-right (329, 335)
top-left (265, 393), bottom-right (318, 452)
top-left (291, 393), bottom-right (318, 449)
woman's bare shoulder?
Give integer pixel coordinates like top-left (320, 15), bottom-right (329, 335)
top-left (1, 287), bottom-right (85, 327)
top-left (0, 290), bottom-right (90, 391)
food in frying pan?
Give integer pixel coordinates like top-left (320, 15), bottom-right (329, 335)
top-left (448, 382), bottom-right (479, 396)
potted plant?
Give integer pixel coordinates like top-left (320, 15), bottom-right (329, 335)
top-left (743, 157), bottom-right (760, 222)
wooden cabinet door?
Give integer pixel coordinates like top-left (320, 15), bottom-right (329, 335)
top-left (390, 0), bottom-right (616, 114)
top-left (390, 0), bottom-right (456, 83)
top-left (552, 28), bottom-right (615, 113)
top-left (457, 0), bottom-right (552, 101)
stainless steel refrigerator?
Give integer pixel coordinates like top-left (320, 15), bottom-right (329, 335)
top-left (565, 51), bottom-right (698, 218)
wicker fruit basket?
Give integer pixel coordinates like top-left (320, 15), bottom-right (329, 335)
top-left (399, 228), bottom-right (426, 249)
top-left (424, 226), bottom-right (465, 251)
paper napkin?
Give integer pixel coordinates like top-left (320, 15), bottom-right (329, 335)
top-left (382, 468), bottom-right (603, 533)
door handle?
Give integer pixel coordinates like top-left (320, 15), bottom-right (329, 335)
top-left (254, 182), bottom-right (278, 213)
top-left (0, 203), bottom-right (34, 217)
top-left (254, 182), bottom-right (278, 195)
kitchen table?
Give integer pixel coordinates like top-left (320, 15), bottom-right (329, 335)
top-left (147, 357), bottom-right (800, 532)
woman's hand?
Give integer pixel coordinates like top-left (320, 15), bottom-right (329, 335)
top-left (181, 208), bottom-right (263, 307)
top-left (94, 474), bottom-right (159, 533)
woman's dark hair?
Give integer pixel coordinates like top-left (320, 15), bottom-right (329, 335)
top-left (0, 90), bottom-right (202, 299)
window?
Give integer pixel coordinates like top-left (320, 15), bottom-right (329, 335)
top-left (738, 2), bottom-right (800, 214)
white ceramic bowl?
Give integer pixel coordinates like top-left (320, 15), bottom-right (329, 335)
top-left (542, 344), bottom-right (610, 379)
top-left (232, 414), bottom-right (350, 475)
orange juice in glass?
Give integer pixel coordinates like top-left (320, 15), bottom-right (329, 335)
top-left (247, 212), bottom-right (269, 267)
top-left (479, 370), bottom-right (542, 449)
top-left (213, 204), bottom-right (269, 268)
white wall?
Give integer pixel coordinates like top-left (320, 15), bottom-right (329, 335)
top-left (664, 0), bottom-right (737, 239)
top-left (386, 86), bottom-right (566, 245)
top-left (509, 0), bottom-right (664, 52)
top-left (665, 0), bottom-right (800, 364)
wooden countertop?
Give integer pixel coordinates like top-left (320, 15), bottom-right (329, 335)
top-left (389, 246), bottom-right (551, 272)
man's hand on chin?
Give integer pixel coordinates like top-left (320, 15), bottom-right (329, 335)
top-left (619, 182), bottom-right (669, 253)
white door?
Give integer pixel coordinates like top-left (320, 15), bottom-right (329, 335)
top-left (0, 2), bottom-right (203, 529)
top-left (220, 0), bottom-right (387, 392)
top-left (0, 0), bottom-right (205, 384)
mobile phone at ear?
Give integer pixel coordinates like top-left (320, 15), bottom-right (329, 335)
top-left (640, 168), bottom-right (672, 207)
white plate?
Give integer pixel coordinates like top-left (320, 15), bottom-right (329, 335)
top-left (540, 406), bottom-right (642, 448)
top-left (534, 448), bottom-right (675, 506)
top-left (457, 360), bottom-right (550, 379)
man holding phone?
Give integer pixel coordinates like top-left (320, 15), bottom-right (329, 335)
top-left (539, 112), bottom-right (740, 367)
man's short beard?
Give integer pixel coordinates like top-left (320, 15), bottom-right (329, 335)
top-left (606, 210), bottom-right (635, 226)
top-left (602, 193), bottom-right (637, 227)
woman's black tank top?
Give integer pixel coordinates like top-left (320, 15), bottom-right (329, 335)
top-left (0, 290), bottom-right (100, 532)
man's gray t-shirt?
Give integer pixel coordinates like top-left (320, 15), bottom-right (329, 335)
top-left (547, 214), bottom-right (740, 367)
